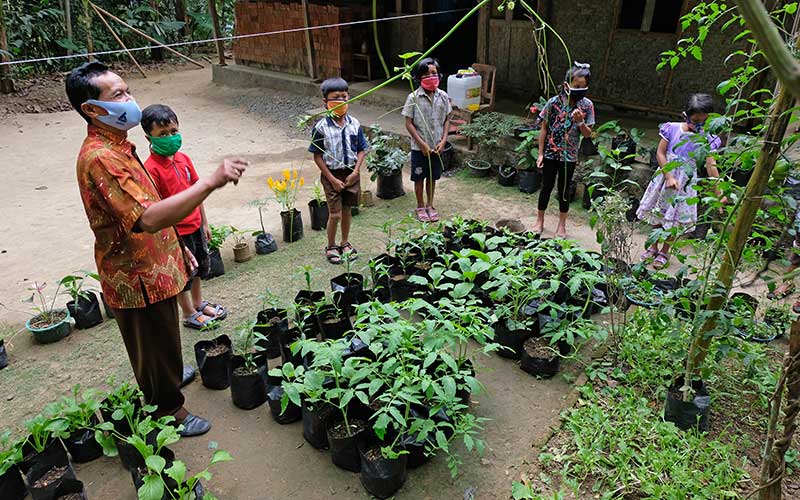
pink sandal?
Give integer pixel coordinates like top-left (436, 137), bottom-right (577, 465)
top-left (640, 247), bottom-right (659, 261)
top-left (427, 207), bottom-right (440, 222)
top-left (653, 252), bottom-right (670, 270)
top-left (416, 207), bottom-right (430, 222)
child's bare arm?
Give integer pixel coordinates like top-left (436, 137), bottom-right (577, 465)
top-left (314, 153), bottom-right (345, 192)
top-left (405, 117), bottom-right (431, 155)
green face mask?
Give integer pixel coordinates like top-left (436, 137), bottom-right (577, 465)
top-left (149, 133), bottom-right (182, 156)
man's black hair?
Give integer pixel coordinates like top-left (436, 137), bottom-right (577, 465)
top-left (65, 61), bottom-right (110, 124)
top-left (565, 61), bottom-right (591, 85)
top-left (321, 77), bottom-right (349, 98)
top-left (414, 57), bottom-right (441, 84)
top-left (686, 93), bottom-right (714, 116)
top-left (141, 104), bottom-right (179, 135)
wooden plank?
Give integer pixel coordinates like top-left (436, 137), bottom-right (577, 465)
top-left (600, 0), bottom-right (620, 88)
top-left (477, 3), bottom-right (490, 64)
top-left (660, 0), bottom-right (690, 107)
top-left (507, 22), bottom-right (537, 93)
top-left (90, 2), bottom-right (147, 78)
top-left (301, 0), bottom-right (317, 79)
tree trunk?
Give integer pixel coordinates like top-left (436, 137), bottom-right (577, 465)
top-left (0, 0), bottom-right (14, 94)
top-left (208, 0), bottom-right (226, 66)
top-left (174, 0), bottom-right (188, 38)
top-left (63, 0), bottom-right (74, 55)
top-left (757, 321), bottom-right (800, 500)
top-left (149, 0), bottom-right (164, 61)
top-left (685, 28), bottom-right (799, 380)
top-left (82, 0), bottom-right (94, 61)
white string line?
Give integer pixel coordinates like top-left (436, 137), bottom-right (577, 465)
top-left (0, 8), bottom-right (469, 67)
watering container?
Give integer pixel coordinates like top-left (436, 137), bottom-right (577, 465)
top-left (447, 72), bottom-right (482, 110)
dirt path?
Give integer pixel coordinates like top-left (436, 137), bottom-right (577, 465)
top-left (0, 66), bottom-right (646, 499)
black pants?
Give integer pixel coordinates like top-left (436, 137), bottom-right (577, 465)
top-left (538, 158), bottom-right (576, 213)
top-left (113, 295), bottom-right (185, 417)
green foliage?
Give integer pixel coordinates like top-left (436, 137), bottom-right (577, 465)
top-left (45, 384), bottom-right (102, 434)
top-left (59, 270), bottom-right (99, 303)
top-left (232, 320), bottom-right (260, 373)
top-left (366, 124), bottom-right (406, 180)
top-left (0, 432), bottom-right (24, 476)
top-left (514, 130), bottom-right (539, 171)
top-left (207, 224), bottom-right (235, 250)
top-left (460, 112), bottom-right (520, 164)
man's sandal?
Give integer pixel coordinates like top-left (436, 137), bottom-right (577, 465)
top-left (183, 311), bottom-right (218, 331)
top-left (326, 245), bottom-right (342, 264)
top-left (196, 300), bottom-right (227, 321)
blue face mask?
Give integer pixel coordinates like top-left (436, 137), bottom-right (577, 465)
top-left (86, 98), bottom-right (142, 131)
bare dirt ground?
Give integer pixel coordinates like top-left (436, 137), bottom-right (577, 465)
top-left (0, 64), bottom-right (624, 499)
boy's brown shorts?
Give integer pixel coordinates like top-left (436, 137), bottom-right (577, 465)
top-left (321, 168), bottom-right (360, 215)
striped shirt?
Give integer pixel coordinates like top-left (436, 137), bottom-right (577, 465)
top-left (309, 115), bottom-right (369, 170)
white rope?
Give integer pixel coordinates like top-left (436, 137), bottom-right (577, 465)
top-left (0, 8), bottom-right (468, 67)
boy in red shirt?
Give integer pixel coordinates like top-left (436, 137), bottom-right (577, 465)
top-left (142, 104), bottom-right (227, 330)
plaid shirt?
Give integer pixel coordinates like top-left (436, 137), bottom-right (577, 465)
top-left (402, 87), bottom-right (452, 151)
top-left (76, 125), bottom-right (188, 309)
top-left (309, 115), bottom-right (369, 170)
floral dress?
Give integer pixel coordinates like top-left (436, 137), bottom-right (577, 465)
top-left (636, 122), bottom-right (721, 231)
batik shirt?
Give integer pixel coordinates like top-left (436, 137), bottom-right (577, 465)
top-left (76, 125), bottom-right (187, 309)
top-left (309, 115), bottom-right (369, 170)
top-left (539, 94), bottom-right (596, 163)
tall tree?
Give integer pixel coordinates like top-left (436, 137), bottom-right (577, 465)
top-left (0, 0), bottom-right (14, 94)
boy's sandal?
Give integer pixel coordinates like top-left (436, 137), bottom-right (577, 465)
top-left (640, 247), bottom-right (659, 261)
top-left (183, 311), bottom-right (218, 331)
top-left (326, 245), bottom-right (342, 265)
top-left (196, 300), bottom-right (227, 321)
top-left (427, 207), bottom-right (440, 222)
top-left (340, 242), bottom-right (359, 260)
top-left (652, 252), bottom-right (670, 270)
top-left (767, 282), bottom-right (796, 300)
top-left (416, 207), bottom-right (430, 222)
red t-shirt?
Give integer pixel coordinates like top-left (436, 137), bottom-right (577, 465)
top-left (144, 151), bottom-right (203, 236)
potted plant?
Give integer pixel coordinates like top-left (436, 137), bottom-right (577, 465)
top-left (46, 385), bottom-right (103, 464)
top-left (60, 271), bottom-right (103, 330)
top-left (0, 432), bottom-right (27, 500)
top-left (254, 288), bottom-right (288, 361)
top-left (133, 442), bottom-right (231, 500)
top-left (488, 257), bottom-right (540, 360)
top-left (308, 180), bottom-right (329, 230)
top-left (268, 168), bottom-right (305, 243)
top-left (514, 130), bottom-right (541, 194)
top-left (331, 253), bottom-right (365, 316)
top-left (24, 281), bottom-right (71, 344)
top-left (229, 320), bottom-right (268, 410)
top-left (266, 362), bottom-right (303, 425)
top-left (232, 230), bottom-right (252, 263)
top-left (293, 265), bottom-right (325, 338)
top-left (19, 413), bottom-right (70, 479)
top-left (207, 224), bottom-right (234, 278)
top-left (193, 334), bottom-right (233, 390)
top-left (367, 124), bottom-right (406, 200)
top-left (460, 112), bottom-right (519, 175)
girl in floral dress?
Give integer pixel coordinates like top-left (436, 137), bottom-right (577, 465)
top-left (637, 94), bottom-right (722, 269)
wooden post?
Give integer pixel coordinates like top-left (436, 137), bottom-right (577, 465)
top-left (477, 2), bottom-right (490, 64)
top-left (599, 0), bottom-right (620, 90)
top-left (301, 0), bottom-right (317, 79)
top-left (660, 0), bottom-right (690, 107)
top-left (0, 0), bottom-right (14, 94)
top-left (91, 3), bottom-right (204, 68)
top-left (207, 0), bottom-right (226, 66)
top-left (174, 0), bottom-right (189, 38)
top-left (63, 0), bottom-right (73, 55)
top-left (82, 0), bottom-right (94, 61)
top-left (90, 2), bottom-right (147, 78)
top-left (417, 0), bottom-right (424, 49)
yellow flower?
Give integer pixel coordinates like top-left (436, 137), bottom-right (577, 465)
top-left (290, 181), bottom-right (296, 190)
top-left (299, 178), bottom-right (305, 187)
top-left (267, 177), bottom-right (275, 189)
top-left (282, 169), bottom-right (291, 181)
top-left (292, 169), bottom-right (299, 179)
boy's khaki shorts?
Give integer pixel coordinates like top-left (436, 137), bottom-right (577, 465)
top-left (321, 168), bottom-right (360, 215)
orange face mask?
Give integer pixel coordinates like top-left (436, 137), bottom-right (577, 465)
top-left (327, 100), bottom-right (348, 118)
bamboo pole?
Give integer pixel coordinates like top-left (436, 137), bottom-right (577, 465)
top-left (207, 0), bottom-right (226, 66)
top-left (0, 0), bottom-right (14, 94)
top-left (301, 0), bottom-right (317, 79)
top-left (686, 82), bottom-right (796, 379)
top-left (90, 3), bottom-right (204, 68)
top-left (89, 2), bottom-right (147, 78)
top-left (756, 321), bottom-right (800, 500)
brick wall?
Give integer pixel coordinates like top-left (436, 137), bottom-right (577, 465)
top-left (234, 0), bottom-right (371, 80)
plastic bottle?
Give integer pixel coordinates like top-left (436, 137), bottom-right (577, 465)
top-left (447, 71), bottom-right (482, 110)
